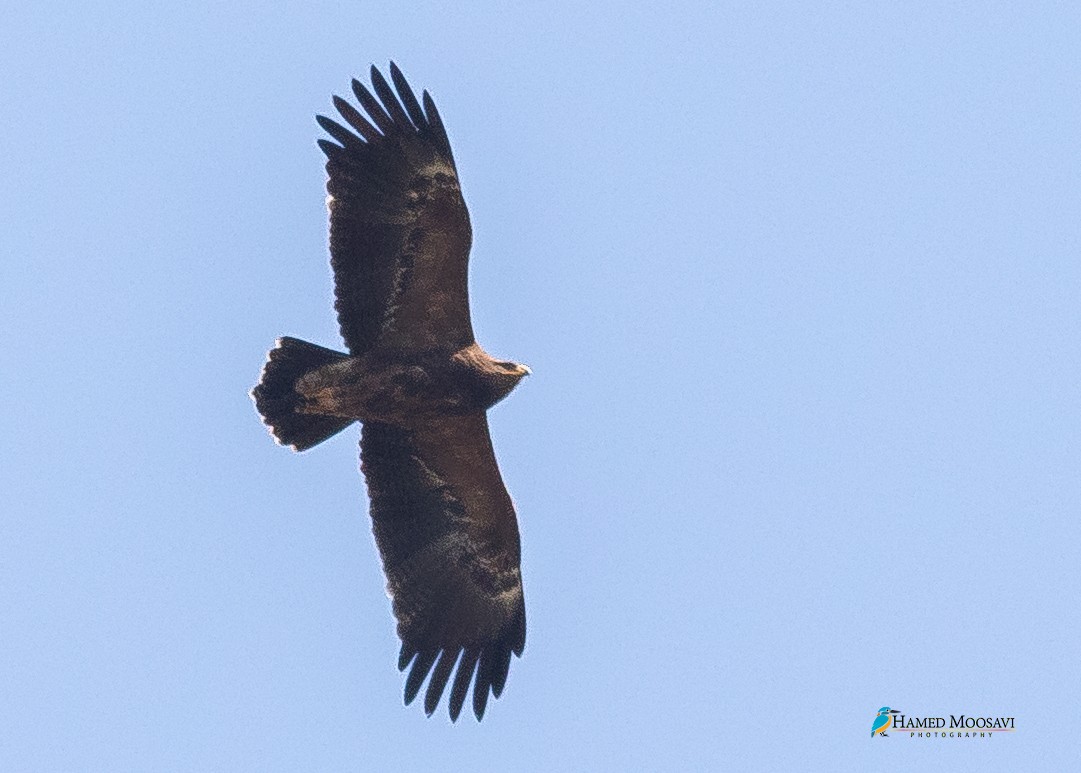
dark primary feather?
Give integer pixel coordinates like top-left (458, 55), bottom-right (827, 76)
top-left (424, 649), bottom-right (458, 715)
top-left (315, 114), bottom-right (363, 151)
top-left (448, 648), bottom-right (480, 721)
top-left (389, 62), bottom-right (427, 129)
top-left (397, 643), bottom-right (417, 671)
top-left (318, 63), bottom-right (471, 357)
top-left (331, 96), bottom-right (381, 142)
top-left (421, 91), bottom-right (454, 159)
top-left (403, 649), bottom-right (439, 705)
top-left (351, 77), bottom-right (396, 134)
top-left (361, 414), bottom-right (526, 720)
top-left (370, 67), bottom-right (413, 129)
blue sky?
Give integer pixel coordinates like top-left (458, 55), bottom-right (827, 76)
top-left (3, 2), bottom-right (1079, 770)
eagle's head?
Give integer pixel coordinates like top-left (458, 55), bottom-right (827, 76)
top-left (474, 357), bottom-right (530, 409)
top-left (454, 344), bottom-right (531, 409)
top-left (495, 360), bottom-right (532, 379)
top-left (488, 359), bottom-right (531, 402)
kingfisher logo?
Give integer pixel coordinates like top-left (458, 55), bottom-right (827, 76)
top-left (871, 707), bottom-right (900, 737)
top-left (872, 706), bottom-right (1016, 739)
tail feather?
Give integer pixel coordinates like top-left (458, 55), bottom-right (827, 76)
top-left (251, 336), bottom-right (353, 451)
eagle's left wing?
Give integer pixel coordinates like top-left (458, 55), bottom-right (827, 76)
top-left (360, 413), bottom-right (526, 721)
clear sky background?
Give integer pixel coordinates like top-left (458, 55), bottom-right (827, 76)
top-left (3, 2), bottom-right (1079, 771)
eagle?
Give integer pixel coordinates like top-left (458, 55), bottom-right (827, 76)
top-left (251, 63), bottom-right (529, 721)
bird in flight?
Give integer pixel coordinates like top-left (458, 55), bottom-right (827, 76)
top-left (251, 63), bottom-right (529, 721)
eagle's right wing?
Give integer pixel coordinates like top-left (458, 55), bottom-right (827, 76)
top-left (360, 413), bottom-right (526, 721)
top-left (317, 64), bottom-right (475, 357)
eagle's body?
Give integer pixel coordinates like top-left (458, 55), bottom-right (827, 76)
top-left (251, 64), bottom-right (529, 722)
top-left (295, 341), bottom-right (528, 424)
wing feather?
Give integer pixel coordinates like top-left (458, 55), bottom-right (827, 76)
top-left (390, 62), bottom-right (428, 130)
top-left (404, 649), bottom-right (439, 705)
top-left (448, 647), bottom-right (481, 722)
top-left (331, 95), bottom-right (382, 142)
top-left (315, 114), bottom-right (366, 151)
top-left (397, 643), bottom-right (417, 672)
top-left (321, 64), bottom-right (473, 355)
top-left (351, 78), bottom-right (396, 134)
top-left (472, 652), bottom-right (493, 720)
top-left (424, 649), bottom-right (458, 716)
top-left (360, 413), bottom-right (526, 720)
top-left (370, 66), bottom-right (414, 130)
top-left (422, 90), bottom-right (454, 160)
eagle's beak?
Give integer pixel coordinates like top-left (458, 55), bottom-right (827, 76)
top-left (517, 364), bottom-right (532, 376)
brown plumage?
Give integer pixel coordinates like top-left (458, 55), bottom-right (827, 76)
top-left (251, 63), bottom-right (529, 721)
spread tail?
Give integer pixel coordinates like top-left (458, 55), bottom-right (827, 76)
top-left (251, 336), bottom-right (353, 451)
